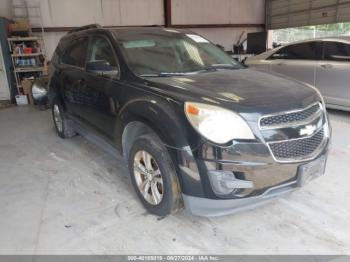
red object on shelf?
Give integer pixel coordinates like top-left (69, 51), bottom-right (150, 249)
top-left (23, 47), bottom-right (32, 54)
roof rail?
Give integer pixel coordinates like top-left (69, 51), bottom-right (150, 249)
top-left (68, 24), bottom-right (102, 34)
top-left (144, 24), bottom-right (163, 27)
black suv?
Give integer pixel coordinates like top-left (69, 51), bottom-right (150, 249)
top-left (48, 24), bottom-right (330, 217)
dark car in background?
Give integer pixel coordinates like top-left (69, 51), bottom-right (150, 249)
top-left (48, 25), bottom-right (330, 217)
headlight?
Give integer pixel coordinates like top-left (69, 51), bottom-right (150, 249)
top-left (184, 102), bottom-right (255, 144)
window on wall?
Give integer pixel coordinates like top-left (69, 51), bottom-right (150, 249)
top-left (324, 41), bottom-right (350, 62)
top-left (61, 37), bottom-right (89, 67)
top-left (269, 42), bottom-right (320, 60)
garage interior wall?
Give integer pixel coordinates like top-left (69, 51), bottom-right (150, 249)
top-left (171, 0), bottom-right (265, 51)
top-left (267, 0), bottom-right (350, 30)
top-left (0, 0), bottom-right (265, 57)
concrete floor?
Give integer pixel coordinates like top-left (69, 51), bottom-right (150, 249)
top-left (0, 106), bottom-right (349, 255)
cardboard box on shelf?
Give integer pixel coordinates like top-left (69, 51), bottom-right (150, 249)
top-left (21, 79), bottom-right (34, 105)
top-left (9, 19), bottom-right (30, 33)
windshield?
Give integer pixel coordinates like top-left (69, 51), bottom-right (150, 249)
top-left (117, 30), bottom-right (243, 76)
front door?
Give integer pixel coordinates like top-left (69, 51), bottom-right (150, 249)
top-left (316, 41), bottom-right (350, 108)
top-left (0, 41), bottom-right (10, 100)
top-left (80, 35), bottom-right (122, 139)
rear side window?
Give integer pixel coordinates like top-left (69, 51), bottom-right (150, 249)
top-left (61, 37), bottom-right (89, 67)
top-left (269, 42), bottom-right (319, 60)
top-left (324, 41), bottom-right (350, 61)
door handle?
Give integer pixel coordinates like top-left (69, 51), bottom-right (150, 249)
top-left (276, 62), bottom-right (285, 66)
top-left (320, 64), bottom-right (333, 69)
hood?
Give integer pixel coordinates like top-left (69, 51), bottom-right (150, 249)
top-left (145, 68), bottom-right (320, 119)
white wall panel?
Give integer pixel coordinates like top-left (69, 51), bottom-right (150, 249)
top-left (118, 0), bottom-right (163, 25)
top-left (172, 0), bottom-right (265, 25)
top-left (43, 31), bottom-right (66, 59)
top-left (13, 0), bottom-right (164, 27)
top-left (0, 0), bottom-right (11, 18)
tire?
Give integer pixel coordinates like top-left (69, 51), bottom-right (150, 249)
top-left (128, 133), bottom-right (182, 217)
top-left (51, 99), bottom-right (76, 139)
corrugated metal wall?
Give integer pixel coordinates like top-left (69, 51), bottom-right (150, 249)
top-left (171, 0), bottom-right (265, 52)
top-left (14, 0), bottom-right (164, 27)
top-left (267, 0), bottom-right (350, 29)
top-left (171, 0), bottom-right (264, 25)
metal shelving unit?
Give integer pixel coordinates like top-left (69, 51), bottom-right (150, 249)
top-left (8, 1), bottom-right (46, 94)
top-left (8, 37), bottom-right (45, 91)
top-left (14, 67), bottom-right (44, 73)
top-left (12, 52), bottom-right (44, 57)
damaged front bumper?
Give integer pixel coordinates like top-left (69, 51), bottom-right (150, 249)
top-left (175, 139), bottom-right (329, 217)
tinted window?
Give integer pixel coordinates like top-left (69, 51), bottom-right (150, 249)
top-left (61, 37), bottom-right (88, 67)
top-left (87, 36), bottom-right (119, 68)
top-left (270, 42), bottom-right (318, 60)
top-left (324, 41), bottom-right (350, 61)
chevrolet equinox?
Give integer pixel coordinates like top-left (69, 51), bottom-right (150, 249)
top-left (48, 25), bottom-right (330, 217)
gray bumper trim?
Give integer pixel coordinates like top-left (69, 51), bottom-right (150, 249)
top-left (183, 184), bottom-right (297, 217)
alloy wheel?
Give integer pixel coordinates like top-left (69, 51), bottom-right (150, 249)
top-left (133, 150), bottom-right (164, 205)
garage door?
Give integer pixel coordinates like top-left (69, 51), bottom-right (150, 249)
top-left (266, 0), bottom-right (350, 29)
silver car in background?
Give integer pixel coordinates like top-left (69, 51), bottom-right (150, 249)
top-left (246, 37), bottom-right (350, 111)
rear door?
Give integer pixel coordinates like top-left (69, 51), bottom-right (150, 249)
top-left (268, 41), bottom-right (321, 86)
top-left (59, 37), bottom-right (89, 118)
top-left (316, 41), bottom-right (350, 108)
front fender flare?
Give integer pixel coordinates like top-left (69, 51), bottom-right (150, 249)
top-left (117, 97), bottom-right (205, 197)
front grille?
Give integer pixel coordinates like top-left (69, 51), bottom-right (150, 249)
top-left (268, 128), bottom-right (325, 161)
top-left (260, 103), bottom-right (321, 128)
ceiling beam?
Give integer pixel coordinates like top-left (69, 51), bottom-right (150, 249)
top-left (171, 24), bottom-right (265, 29)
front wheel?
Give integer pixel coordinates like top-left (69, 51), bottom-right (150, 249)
top-left (128, 133), bottom-right (182, 217)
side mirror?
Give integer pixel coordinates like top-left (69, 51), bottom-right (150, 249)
top-left (86, 60), bottom-right (119, 78)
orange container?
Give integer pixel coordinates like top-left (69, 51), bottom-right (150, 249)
top-left (23, 47), bottom-right (32, 54)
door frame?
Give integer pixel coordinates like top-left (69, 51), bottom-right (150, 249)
top-left (0, 40), bottom-right (10, 101)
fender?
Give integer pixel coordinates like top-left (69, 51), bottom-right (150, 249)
top-left (116, 96), bottom-right (206, 197)
top-left (117, 96), bottom-right (191, 150)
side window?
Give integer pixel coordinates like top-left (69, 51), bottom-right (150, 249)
top-left (87, 36), bottom-right (119, 69)
top-left (324, 41), bottom-right (350, 61)
top-left (269, 46), bottom-right (290, 60)
top-left (269, 42), bottom-right (318, 60)
top-left (61, 37), bottom-right (89, 67)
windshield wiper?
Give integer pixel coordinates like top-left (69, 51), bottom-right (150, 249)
top-left (139, 65), bottom-right (238, 77)
top-left (139, 73), bottom-right (163, 77)
top-left (204, 64), bottom-right (237, 71)
top-left (140, 72), bottom-right (199, 77)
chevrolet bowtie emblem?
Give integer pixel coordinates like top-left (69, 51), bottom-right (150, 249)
top-left (299, 125), bottom-right (317, 136)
